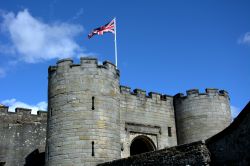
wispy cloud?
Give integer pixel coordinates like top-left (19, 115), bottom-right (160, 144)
top-left (71, 8), bottom-right (84, 21)
top-left (1, 98), bottom-right (47, 114)
top-left (0, 9), bottom-right (87, 63)
top-left (231, 105), bottom-right (241, 119)
top-left (0, 67), bottom-right (5, 77)
top-left (238, 32), bottom-right (250, 45)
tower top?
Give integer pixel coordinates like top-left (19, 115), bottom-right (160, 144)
top-left (174, 88), bottom-right (229, 100)
top-left (48, 57), bottom-right (120, 77)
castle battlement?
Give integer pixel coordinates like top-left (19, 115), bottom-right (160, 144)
top-left (0, 106), bottom-right (47, 123)
top-left (173, 88), bottom-right (231, 145)
top-left (0, 57), bottom-right (233, 166)
top-left (120, 85), bottom-right (173, 102)
top-left (174, 88), bottom-right (229, 100)
top-left (49, 57), bottom-right (120, 76)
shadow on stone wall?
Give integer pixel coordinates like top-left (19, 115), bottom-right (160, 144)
top-left (206, 101), bottom-right (250, 165)
top-left (24, 149), bottom-right (45, 166)
top-left (98, 141), bottom-right (211, 166)
top-left (98, 101), bottom-right (250, 166)
top-left (0, 162), bottom-right (6, 166)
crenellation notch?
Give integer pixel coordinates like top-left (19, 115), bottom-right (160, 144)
top-left (186, 89), bottom-right (199, 97)
top-left (205, 88), bottom-right (219, 95)
top-left (15, 107), bottom-right (32, 115)
top-left (120, 85), bottom-right (131, 94)
top-left (148, 92), bottom-right (161, 100)
top-left (133, 89), bottom-right (146, 97)
top-left (56, 58), bottom-right (73, 66)
top-left (80, 57), bottom-right (98, 67)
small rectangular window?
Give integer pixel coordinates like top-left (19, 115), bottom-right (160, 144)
top-left (50, 108), bottom-right (53, 117)
top-left (92, 141), bottom-right (95, 156)
top-left (168, 127), bottom-right (172, 137)
top-left (92, 97), bottom-right (95, 110)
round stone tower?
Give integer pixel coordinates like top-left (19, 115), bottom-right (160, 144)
top-left (45, 57), bottom-right (121, 166)
top-left (174, 88), bottom-right (231, 145)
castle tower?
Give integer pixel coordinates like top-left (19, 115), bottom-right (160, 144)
top-left (174, 88), bottom-right (231, 145)
top-left (46, 57), bottom-right (121, 166)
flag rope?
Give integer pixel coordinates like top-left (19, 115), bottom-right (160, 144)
top-left (114, 18), bottom-right (118, 69)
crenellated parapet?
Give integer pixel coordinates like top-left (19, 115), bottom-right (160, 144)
top-left (47, 57), bottom-right (121, 165)
top-left (119, 85), bottom-right (177, 154)
top-left (174, 88), bottom-right (229, 101)
top-left (120, 85), bottom-right (173, 102)
top-left (0, 105), bottom-right (47, 166)
top-left (48, 57), bottom-right (119, 77)
top-left (173, 88), bottom-right (231, 145)
top-left (0, 105), bottom-right (47, 124)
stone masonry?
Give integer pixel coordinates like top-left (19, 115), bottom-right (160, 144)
top-left (0, 106), bottom-right (47, 166)
top-left (98, 141), bottom-right (211, 166)
top-left (0, 57), bottom-right (232, 166)
top-left (206, 101), bottom-right (250, 165)
top-left (46, 58), bottom-right (121, 166)
top-left (98, 102), bottom-right (250, 166)
top-left (174, 89), bottom-right (231, 144)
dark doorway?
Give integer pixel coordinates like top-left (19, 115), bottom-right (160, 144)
top-left (24, 149), bottom-right (45, 166)
top-left (130, 135), bottom-right (156, 156)
top-left (0, 162), bottom-right (6, 166)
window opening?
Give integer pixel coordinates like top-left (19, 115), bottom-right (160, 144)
top-left (92, 141), bottom-right (95, 156)
top-left (168, 127), bottom-right (172, 137)
top-left (92, 97), bottom-right (95, 110)
top-left (47, 146), bottom-right (50, 160)
top-left (50, 108), bottom-right (53, 117)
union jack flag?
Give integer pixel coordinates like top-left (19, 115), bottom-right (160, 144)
top-left (88, 19), bottom-right (115, 39)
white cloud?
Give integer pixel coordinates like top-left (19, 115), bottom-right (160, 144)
top-left (1, 98), bottom-right (47, 114)
top-left (231, 105), bottom-right (241, 119)
top-left (0, 9), bottom-right (85, 63)
top-left (0, 67), bottom-right (5, 77)
top-left (238, 32), bottom-right (250, 45)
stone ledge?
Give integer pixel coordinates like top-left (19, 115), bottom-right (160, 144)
top-left (125, 122), bottom-right (161, 135)
top-left (98, 141), bottom-right (210, 166)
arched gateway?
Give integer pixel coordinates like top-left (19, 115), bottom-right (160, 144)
top-left (130, 135), bottom-right (156, 156)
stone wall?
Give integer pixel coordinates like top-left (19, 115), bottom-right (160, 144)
top-left (46, 58), bottom-right (121, 166)
top-left (98, 141), bottom-right (210, 166)
top-left (0, 106), bottom-right (47, 166)
top-left (97, 101), bottom-right (250, 166)
top-left (206, 101), bottom-right (250, 165)
top-left (174, 88), bottom-right (231, 144)
top-left (0, 57), bottom-right (238, 166)
top-left (119, 86), bottom-right (177, 158)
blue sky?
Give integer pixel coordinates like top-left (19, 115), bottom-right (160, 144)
top-left (0, 0), bottom-right (249, 117)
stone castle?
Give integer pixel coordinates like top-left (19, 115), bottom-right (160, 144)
top-left (0, 57), bottom-right (232, 166)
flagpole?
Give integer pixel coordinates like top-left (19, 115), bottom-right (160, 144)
top-left (114, 18), bottom-right (118, 69)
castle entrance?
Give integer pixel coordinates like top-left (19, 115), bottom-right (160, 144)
top-left (130, 135), bottom-right (156, 156)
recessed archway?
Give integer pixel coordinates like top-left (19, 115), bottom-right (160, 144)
top-left (130, 135), bottom-right (156, 156)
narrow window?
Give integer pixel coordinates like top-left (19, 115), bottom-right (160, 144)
top-left (50, 108), bottom-right (53, 117)
top-left (168, 127), bottom-right (172, 137)
top-left (47, 146), bottom-right (50, 160)
top-left (92, 97), bottom-right (95, 110)
top-left (92, 141), bottom-right (95, 156)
